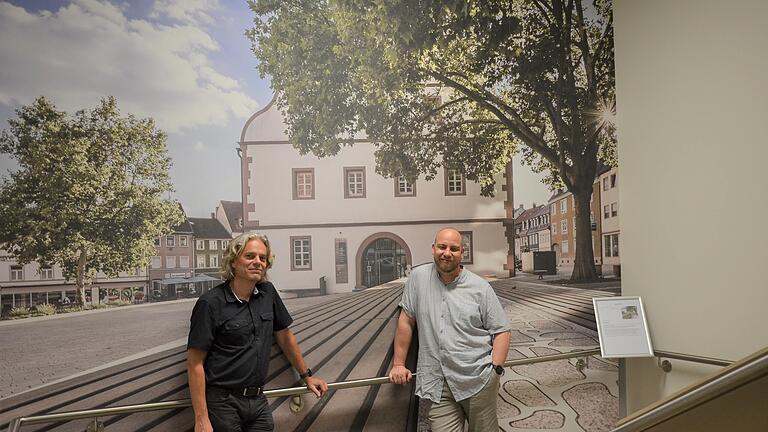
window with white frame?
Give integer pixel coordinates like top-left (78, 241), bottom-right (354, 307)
top-left (293, 168), bottom-right (315, 200)
top-left (395, 175), bottom-right (415, 197)
top-left (10, 265), bottom-right (23, 281)
top-left (210, 255), bottom-right (219, 268)
top-left (444, 168), bottom-right (465, 195)
top-left (459, 231), bottom-right (473, 264)
top-left (196, 255), bottom-right (206, 268)
top-left (179, 236), bottom-right (188, 247)
top-left (610, 173), bottom-right (617, 188)
top-left (209, 240), bottom-right (218, 250)
top-left (561, 220), bottom-right (568, 234)
top-left (603, 177), bottom-right (609, 190)
top-left (166, 256), bottom-right (176, 268)
top-left (151, 256), bottom-right (161, 269)
top-left (562, 240), bottom-right (569, 254)
top-left (291, 236), bottom-right (312, 270)
top-left (196, 240), bottom-right (205, 250)
top-left (40, 266), bottom-right (53, 280)
top-left (166, 236), bottom-right (175, 247)
top-left (343, 167), bottom-right (366, 198)
top-left (560, 199), bottom-right (567, 213)
top-left (222, 240), bottom-right (229, 249)
top-left (611, 202), bottom-right (618, 217)
top-left (604, 234), bottom-right (620, 257)
top-left (179, 256), bottom-right (190, 268)
top-left (604, 204), bottom-right (610, 219)
top-left (551, 204), bottom-right (556, 215)
top-left (552, 222), bottom-right (557, 234)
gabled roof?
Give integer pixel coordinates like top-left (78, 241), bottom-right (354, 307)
top-left (189, 217), bottom-right (231, 239)
top-left (548, 189), bottom-right (570, 203)
top-left (172, 204), bottom-right (193, 234)
top-left (218, 200), bottom-right (243, 232)
top-left (515, 204), bottom-right (549, 224)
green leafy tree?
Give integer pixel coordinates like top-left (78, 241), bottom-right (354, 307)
top-left (0, 96), bottom-right (184, 305)
top-left (247, 0), bottom-right (615, 281)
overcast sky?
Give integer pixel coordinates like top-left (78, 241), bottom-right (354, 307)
top-left (0, 0), bottom-right (551, 218)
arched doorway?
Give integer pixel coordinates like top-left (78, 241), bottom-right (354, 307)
top-left (356, 233), bottom-right (412, 289)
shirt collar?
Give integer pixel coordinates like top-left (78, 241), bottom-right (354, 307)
top-left (224, 281), bottom-right (260, 303)
top-left (433, 263), bottom-right (465, 286)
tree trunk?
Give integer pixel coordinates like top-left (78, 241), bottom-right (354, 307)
top-left (76, 249), bottom-right (88, 306)
top-left (506, 160), bottom-right (516, 277)
top-left (570, 186), bottom-right (598, 281)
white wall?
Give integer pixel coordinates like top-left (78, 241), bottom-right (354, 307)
top-left (264, 222), bottom-right (508, 293)
top-left (245, 141), bottom-right (504, 226)
top-left (614, 0), bottom-right (768, 414)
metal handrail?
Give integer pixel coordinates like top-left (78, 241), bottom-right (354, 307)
top-left (5, 348), bottom-right (601, 431)
top-left (613, 346), bottom-right (768, 432)
top-left (653, 350), bottom-right (732, 367)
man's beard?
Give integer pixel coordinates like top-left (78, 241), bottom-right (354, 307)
top-left (434, 257), bottom-right (459, 274)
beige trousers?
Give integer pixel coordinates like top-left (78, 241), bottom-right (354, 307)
top-left (428, 372), bottom-right (500, 432)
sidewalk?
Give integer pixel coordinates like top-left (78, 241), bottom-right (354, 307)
top-left (496, 291), bottom-right (619, 431)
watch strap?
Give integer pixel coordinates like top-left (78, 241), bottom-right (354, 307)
top-left (299, 368), bottom-right (313, 379)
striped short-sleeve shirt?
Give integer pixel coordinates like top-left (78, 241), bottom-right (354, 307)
top-left (399, 263), bottom-right (511, 402)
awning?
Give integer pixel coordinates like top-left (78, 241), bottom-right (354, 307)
top-left (159, 274), bottom-right (221, 286)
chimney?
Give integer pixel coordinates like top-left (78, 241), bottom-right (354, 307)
top-left (211, 212), bottom-right (215, 219)
top-left (532, 202), bottom-right (537, 208)
top-left (518, 204), bottom-right (524, 210)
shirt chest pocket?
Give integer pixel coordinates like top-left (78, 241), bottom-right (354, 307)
top-left (219, 319), bottom-right (255, 347)
top-left (454, 303), bottom-right (483, 329)
top-left (259, 311), bottom-right (274, 336)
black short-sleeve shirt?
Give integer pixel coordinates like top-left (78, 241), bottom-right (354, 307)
top-left (187, 280), bottom-right (293, 388)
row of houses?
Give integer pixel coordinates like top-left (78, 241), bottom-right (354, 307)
top-left (514, 166), bottom-right (621, 275)
top-left (0, 201), bottom-right (244, 313)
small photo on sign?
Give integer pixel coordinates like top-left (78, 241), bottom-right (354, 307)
top-left (621, 306), bottom-right (638, 320)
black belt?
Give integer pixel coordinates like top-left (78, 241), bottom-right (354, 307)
top-left (209, 385), bottom-right (263, 398)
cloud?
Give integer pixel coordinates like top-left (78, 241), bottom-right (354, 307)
top-left (0, 0), bottom-right (258, 134)
top-left (150, 0), bottom-right (219, 26)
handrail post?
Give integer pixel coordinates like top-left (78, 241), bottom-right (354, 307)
top-left (6, 418), bottom-right (22, 432)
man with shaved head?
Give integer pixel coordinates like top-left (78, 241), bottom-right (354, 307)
top-left (388, 228), bottom-right (511, 432)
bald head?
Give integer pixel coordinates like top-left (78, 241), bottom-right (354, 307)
top-left (434, 228), bottom-right (462, 245)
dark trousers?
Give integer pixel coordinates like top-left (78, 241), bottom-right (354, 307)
top-left (206, 386), bottom-right (274, 432)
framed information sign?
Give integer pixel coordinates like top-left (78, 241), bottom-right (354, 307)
top-left (593, 296), bottom-right (654, 358)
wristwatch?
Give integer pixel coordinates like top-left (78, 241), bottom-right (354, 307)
top-left (299, 368), bottom-right (313, 380)
top-left (492, 364), bottom-right (505, 376)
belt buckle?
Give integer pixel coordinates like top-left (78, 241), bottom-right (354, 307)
top-left (242, 386), bottom-right (260, 397)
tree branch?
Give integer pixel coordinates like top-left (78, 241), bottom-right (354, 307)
top-left (417, 96), bottom-right (470, 123)
top-left (592, 11), bottom-right (614, 72)
top-left (574, 0), bottom-right (595, 96)
top-left (428, 69), bottom-right (560, 166)
top-left (431, 118), bottom-right (504, 135)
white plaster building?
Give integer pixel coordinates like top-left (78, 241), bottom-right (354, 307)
top-left (238, 97), bottom-right (512, 295)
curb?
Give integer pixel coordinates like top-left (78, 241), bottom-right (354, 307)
top-left (0, 298), bottom-right (197, 327)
